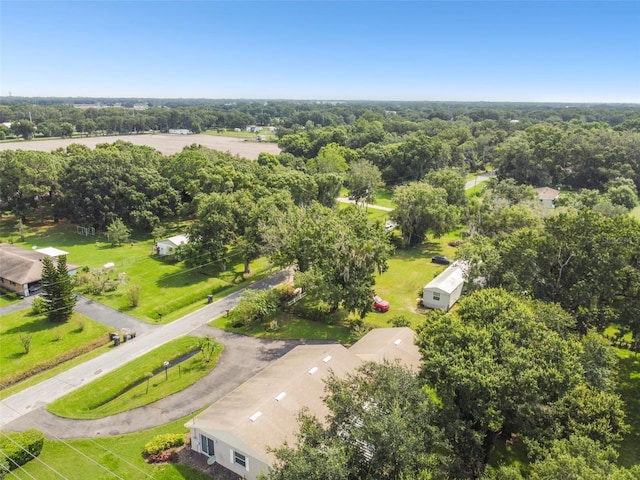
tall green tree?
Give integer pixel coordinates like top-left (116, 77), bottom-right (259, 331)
top-left (40, 255), bottom-right (76, 323)
top-left (346, 159), bottom-right (384, 206)
top-left (392, 182), bottom-right (459, 247)
top-left (265, 362), bottom-right (453, 480)
top-left (416, 289), bottom-right (627, 478)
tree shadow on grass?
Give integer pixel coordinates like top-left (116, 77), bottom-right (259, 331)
top-left (2, 315), bottom-right (55, 335)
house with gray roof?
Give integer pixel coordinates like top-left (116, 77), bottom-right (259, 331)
top-left (185, 327), bottom-right (421, 480)
top-left (0, 244), bottom-right (79, 297)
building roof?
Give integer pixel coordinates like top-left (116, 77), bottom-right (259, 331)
top-left (424, 262), bottom-right (466, 294)
top-left (0, 244), bottom-right (78, 285)
top-left (349, 326), bottom-right (421, 372)
top-left (534, 187), bottom-right (560, 200)
top-left (35, 247), bottom-right (69, 257)
top-left (157, 234), bottom-right (189, 248)
top-left (187, 328), bottom-right (422, 464)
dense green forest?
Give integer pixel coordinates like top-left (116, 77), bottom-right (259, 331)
top-left (1, 99), bottom-right (639, 478)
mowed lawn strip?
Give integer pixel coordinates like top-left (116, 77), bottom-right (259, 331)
top-left (212, 310), bottom-right (352, 344)
top-left (10, 414), bottom-right (211, 480)
top-left (0, 310), bottom-right (110, 388)
top-left (47, 336), bottom-right (222, 419)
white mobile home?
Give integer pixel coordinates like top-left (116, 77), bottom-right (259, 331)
top-left (155, 234), bottom-right (189, 256)
top-left (422, 262), bottom-right (466, 310)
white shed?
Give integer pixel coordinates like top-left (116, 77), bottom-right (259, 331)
top-left (422, 261), bottom-right (467, 310)
top-left (156, 234), bottom-right (189, 256)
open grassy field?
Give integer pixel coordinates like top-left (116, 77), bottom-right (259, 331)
top-left (0, 310), bottom-right (110, 390)
top-left (47, 336), bottom-right (221, 419)
top-left (5, 414), bottom-right (211, 480)
top-left (1, 219), bottom-right (274, 323)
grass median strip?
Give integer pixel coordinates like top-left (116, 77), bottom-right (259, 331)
top-left (47, 336), bottom-right (222, 419)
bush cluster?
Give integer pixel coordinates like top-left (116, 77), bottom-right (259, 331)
top-left (143, 433), bottom-right (185, 457)
top-left (0, 429), bottom-right (44, 476)
top-left (1, 336), bottom-right (110, 389)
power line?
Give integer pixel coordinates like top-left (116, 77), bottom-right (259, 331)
top-left (0, 431), bottom-right (67, 479)
top-left (0, 406), bottom-right (146, 480)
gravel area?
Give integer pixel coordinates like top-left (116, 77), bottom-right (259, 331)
top-left (0, 133), bottom-right (280, 159)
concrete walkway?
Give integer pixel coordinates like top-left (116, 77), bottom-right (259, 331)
top-left (0, 269), bottom-right (293, 430)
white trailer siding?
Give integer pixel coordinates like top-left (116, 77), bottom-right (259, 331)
top-left (423, 263), bottom-right (466, 310)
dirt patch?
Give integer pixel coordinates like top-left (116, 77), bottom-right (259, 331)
top-left (0, 134), bottom-right (280, 160)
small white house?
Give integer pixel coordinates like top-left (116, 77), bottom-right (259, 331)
top-left (422, 261), bottom-right (467, 310)
top-left (156, 234), bottom-right (189, 256)
top-left (168, 128), bottom-right (192, 135)
top-left (534, 187), bottom-right (560, 209)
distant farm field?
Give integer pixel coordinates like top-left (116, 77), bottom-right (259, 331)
top-left (0, 133), bottom-right (281, 159)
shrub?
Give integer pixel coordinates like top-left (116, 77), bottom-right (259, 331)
top-left (127, 284), bottom-right (141, 307)
top-left (31, 297), bottom-right (47, 315)
top-left (143, 433), bottom-right (185, 457)
top-left (19, 334), bottom-right (33, 354)
top-left (0, 429), bottom-right (44, 474)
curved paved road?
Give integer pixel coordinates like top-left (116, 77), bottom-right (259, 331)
top-left (0, 269), bottom-right (316, 436)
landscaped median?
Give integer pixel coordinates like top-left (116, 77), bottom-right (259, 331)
top-left (46, 336), bottom-right (222, 419)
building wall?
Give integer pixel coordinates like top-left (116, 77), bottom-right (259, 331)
top-left (156, 242), bottom-right (175, 256)
top-left (0, 278), bottom-right (28, 297)
top-left (190, 429), bottom-right (269, 480)
top-left (422, 288), bottom-right (450, 310)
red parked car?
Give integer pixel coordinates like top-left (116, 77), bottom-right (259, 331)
top-left (373, 295), bottom-right (390, 312)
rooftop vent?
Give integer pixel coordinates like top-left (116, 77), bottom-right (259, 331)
top-left (249, 411), bottom-right (262, 422)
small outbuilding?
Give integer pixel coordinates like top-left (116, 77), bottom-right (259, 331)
top-left (534, 187), bottom-right (560, 209)
top-left (422, 261), bottom-right (467, 311)
top-left (156, 234), bottom-right (189, 256)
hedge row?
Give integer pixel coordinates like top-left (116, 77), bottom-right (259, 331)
top-left (0, 429), bottom-right (44, 477)
top-left (143, 433), bottom-right (185, 456)
top-left (1, 336), bottom-right (110, 389)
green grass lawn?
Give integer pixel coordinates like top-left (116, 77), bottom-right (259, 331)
top-left (212, 310), bottom-right (352, 344)
top-left (0, 309), bottom-right (110, 389)
top-left (2, 219), bottom-right (274, 323)
top-left (0, 287), bottom-right (22, 307)
top-left (47, 336), bottom-right (221, 419)
top-left (6, 414), bottom-right (211, 480)
top-left (615, 347), bottom-right (640, 467)
top-left (361, 231), bottom-right (465, 329)
top-left (203, 128), bottom-right (277, 141)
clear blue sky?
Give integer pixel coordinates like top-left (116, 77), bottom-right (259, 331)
top-left (1, 1), bottom-right (638, 103)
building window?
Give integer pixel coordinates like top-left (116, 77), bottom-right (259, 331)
top-left (233, 450), bottom-right (247, 468)
top-left (200, 434), bottom-right (214, 456)
top-left (432, 292), bottom-right (440, 301)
